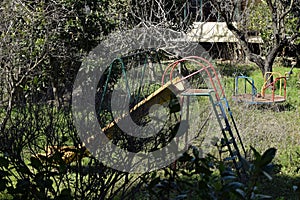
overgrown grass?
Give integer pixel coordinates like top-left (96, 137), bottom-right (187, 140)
top-left (217, 62), bottom-right (300, 199)
top-left (131, 62), bottom-right (300, 199)
top-left (1, 60), bottom-right (299, 199)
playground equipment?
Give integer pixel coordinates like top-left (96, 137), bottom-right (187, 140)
top-left (97, 49), bottom-right (246, 178)
top-left (36, 145), bottom-right (91, 164)
top-left (233, 72), bottom-right (287, 104)
top-left (161, 56), bottom-right (246, 178)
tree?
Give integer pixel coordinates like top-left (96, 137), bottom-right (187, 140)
top-left (0, 1), bottom-right (135, 199)
top-left (209, 0), bottom-right (300, 76)
top-left (126, 0), bottom-right (192, 31)
top-left (0, 0), bottom-right (125, 130)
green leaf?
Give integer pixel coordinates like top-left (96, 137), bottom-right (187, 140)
top-left (0, 157), bottom-right (10, 168)
top-left (181, 170), bottom-right (193, 177)
top-left (35, 38), bottom-right (45, 46)
top-left (262, 170), bottom-right (273, 181)
top-left (222, 175), bottom-right (237, 182)
top-left (34, 171), bottom-right (44, 181)
top-left (147, 177), bottom-right (161, 189)
top-left (178, 152), bottom-right (193, 162)
top-left (226, 182), bottom-right (244, 189)
top-left (0, 170), bottom-right (10, 178)
top-left (150, 171), bottom-right (157, 179)
top-left (0, 178), bottom-right (8, 192)
top-left (260, 148), bottom-right (277, 167)
top-left (195, 165), bottom-right (212, 175)
top-left (174, 194), bottom-right (188, 200)
top-left (240, 157), bottom-right (251, 171)
top-left (61, 136), bottom-right (69, 143)
top-left (250, 146), bottom-right (261, 161)
top-left (33, 76), bottom-right (39, 85)
top-left (253, 194), bottom-right (272, 199)
top-left (234, 188), bottom-right (245, 198)
top-left (30, 156), bottom-right (43, 170)
top-left (17, 165), bottom-right (31, 175)
top-left (192, 146), bottom-right (200, 159)
top-left (16, 178), bottom-right (30, 192)
top-left (55, 188), bottom-right (73, 200)
top-left (44, 179), bottom-right (53, 188)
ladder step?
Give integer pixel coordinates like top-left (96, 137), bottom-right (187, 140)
top-left (231, 151), bottom-right (238, 156)
top-left (220, 138), bottom-right (234, 147)
top-left (219, 149), bottom-right (229, 153)
top-left (224, 151), bottom-right (239, 161)
top-left (224, 156), bottom-right (237, 161)
top-left (236, 162), bottom-right (243, 170)
top-left (222, 126), bottom-right (230, 131)
top-left (209, 96), bottom-right (246, 179)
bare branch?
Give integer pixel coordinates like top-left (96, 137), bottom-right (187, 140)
top-left (279, 0), bottom-right (295, 22)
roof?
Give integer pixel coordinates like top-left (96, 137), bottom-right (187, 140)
top-left (187, 22), bottom-right (263, 43)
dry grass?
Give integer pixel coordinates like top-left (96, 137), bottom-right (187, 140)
top-left (216, 63), bottom-right (300, 199)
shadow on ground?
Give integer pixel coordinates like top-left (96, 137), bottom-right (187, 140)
top-left (257, 173), bottom-right (300, 199)
top-left (216, 63), bottom-right (257, 77)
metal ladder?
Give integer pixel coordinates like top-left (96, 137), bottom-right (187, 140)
top-left (208, 94), bottom-right (247, 178)
top-left (181, 89), bottom-right (247, 178)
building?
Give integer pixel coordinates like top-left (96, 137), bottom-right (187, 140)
top-left (184, 0), bottom-right (263, 60)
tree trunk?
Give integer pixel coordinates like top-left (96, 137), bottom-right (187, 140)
top-left (264, 54), bottom-right (278, 84)
top-left (264, 61), bottom-right (273, 76)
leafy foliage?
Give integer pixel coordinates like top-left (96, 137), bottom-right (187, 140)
top-left (138, 145), bottom-right (277, 200)
top-left (209, 0), bottom-right (300, 76)
top-left (247, 1), bottom-right (272, 42)
top-left (0, 0), bottom-right (299, 199)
